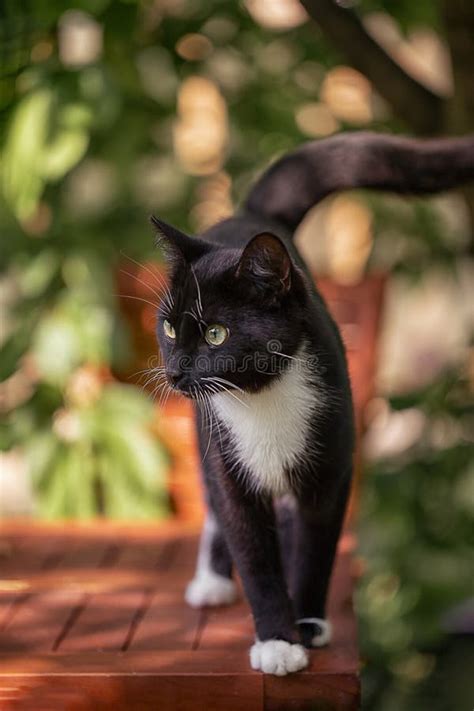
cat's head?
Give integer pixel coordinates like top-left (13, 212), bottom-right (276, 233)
top-left (152, 216), bottom-right (308, 398)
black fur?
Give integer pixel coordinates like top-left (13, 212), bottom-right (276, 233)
top-left (153, 132), bottom-right (474, 653)
top-left (245, 131), bottom-right (474, 230)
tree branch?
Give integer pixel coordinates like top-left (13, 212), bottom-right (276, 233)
top-left (442, 0), bottom-right (474, 254)
top-left (300, 0), bottom-right (446, 136)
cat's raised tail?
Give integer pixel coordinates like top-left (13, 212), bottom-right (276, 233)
top-left (245, 131), bottom-right (474, 232)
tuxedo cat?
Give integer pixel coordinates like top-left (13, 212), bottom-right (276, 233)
top-left (153, 132), bottom-right (474, 676)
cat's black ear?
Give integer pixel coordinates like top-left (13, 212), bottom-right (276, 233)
top-left (235, 232), bottom-right (291, 296)
top-left (150, 215), bottom-right (211, 263)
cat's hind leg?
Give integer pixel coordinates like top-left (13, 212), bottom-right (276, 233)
top-left (185, 511), bottom-right (238, 608)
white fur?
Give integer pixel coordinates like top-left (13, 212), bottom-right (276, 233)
top-left (185, 570), bottom-right (238, 608)
top-left (195, 513), bottom-right (218, 577)
top-left (250, 640), bottom-right (308, 676)
top-left (185, 513), bottom-right (238, 608)
top-left (297, 617), bottom-right (332, 647)
top-left (212, 345), bottom-right (322, 495)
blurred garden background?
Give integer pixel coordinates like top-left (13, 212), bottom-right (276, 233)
top-left (1, 0), bottom-right (473, 708)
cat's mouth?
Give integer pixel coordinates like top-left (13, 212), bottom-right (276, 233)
top-left (174, 387), bottom-right (195, 399)
top-left (166, 374), bottom-right (244, 400)
top-left (166, 379), bottom-right (194, 398)
top-left (166, 375), bottom-right (205, 399)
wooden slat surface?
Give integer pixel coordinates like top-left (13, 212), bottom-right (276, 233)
top-left (0, 522), bottom-right (360, 710)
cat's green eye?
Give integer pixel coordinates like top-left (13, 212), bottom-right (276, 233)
top-left (163, 319), bottom-right (176, 340)
top-left (205, 324), bottom-right (229, 347)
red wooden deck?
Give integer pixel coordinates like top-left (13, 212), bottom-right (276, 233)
top-left (0, 523), bottom-right (359, 710)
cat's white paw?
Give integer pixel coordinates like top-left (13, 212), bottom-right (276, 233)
top-left (185, 571), bottom-right (238, 608)
top-left (310, 619), bottom-right (332, 647)
top-left (250, 639), bottom-right (308, 676)
top-left (297, 617), bottom-right (332, 647)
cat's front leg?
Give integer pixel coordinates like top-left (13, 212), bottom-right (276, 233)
top-left (209, 474), bottom-right (308, 676)
top-left (186, 409), bottom-right (239, 608)
top-left (292, 473), bottom-right (351, 649)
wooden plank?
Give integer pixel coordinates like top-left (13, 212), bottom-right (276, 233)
top-left (0, 649), bottom-right (265, 674)
top-left (0, 672), bottom-right (264, 711)
top-left (0, 525), bottom-right (360, 710)
top-left (112, 541), bottom-right (164, 570)
top-left (59, 539), bottom-right (115, 569)
top-left (0, 649), bottom-right (266, 711)
top-left (199, 609), bottom-right (358, 672)
top-left (108, 536), bottom-right (194, 579)
top-left (0, 590), bottom-right (85, 652)
top-left (0, 535), bottom-right (65, 576)
top-left (57, 590), bottom-right (146, 652)
top-left (0, 646), bottom-right (359, 678)
top-left (198, 601), bottom-right (254, 650)
top-left (0, 679), bottom-right (93, 710)
top-left (264, 672), bottom-right (360, 711)
top-left (126, 536), bottom-right (202, 651)
top-left (129, 595), bottom-right (202, 651)
top-left (0, 592), bottom-right (28, 633)
top-left (156, 534), bottom-right (199, 575)
top-left (0, 520), bottom-right (200, 541)
top-left (0, 649), bottom-right (357, 710)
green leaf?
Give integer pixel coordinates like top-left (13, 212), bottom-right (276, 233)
top-left (98, 450), bottom-right (166, 520)
top-left (98, 383), bottom-right (156, 422)
top-left (0, 332), bottom-right (30, 382)
top-left (1, 88), bottom-right (51, 219)
top-left (41, 130), bottom-right (89, 181)
top-left (38, 450), bottom-right (68, 519)
top-left (1, 89), bottom-right (92, 218)
top-left (17, 251), bottom-right (59, 298)
top-left (32, 312), bottom-right (83, 384)
top-left (101, 421), bottom-right (168, 494)
top-left (65, 445), bottom-right (96, 519)
top-left (25, 432), bottom-right (59, 488)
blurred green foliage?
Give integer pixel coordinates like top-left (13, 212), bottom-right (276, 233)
top-left (358, 370), bottom-right (474, 710)
top-left (1, 0), bottom-right (473, 707)
top-left (24, 382), bottom-right (169, 519)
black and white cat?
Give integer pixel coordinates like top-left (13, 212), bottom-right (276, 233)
top-left (153, 132), bottom-right (474, 676)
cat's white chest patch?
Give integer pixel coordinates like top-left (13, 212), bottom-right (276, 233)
top-left (211, 349), bottom-right (322, 495)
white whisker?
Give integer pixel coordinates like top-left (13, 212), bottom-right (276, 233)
top-left (120, 251), bottom-right (174, 309)
top-left (202, 377), bottom-right (249, 408)
top-left (193, 383), bottom-right (213, 461)
top-left (272, 350), bottom-right (308, 365)
top-left (117, 294), bottom-right (160, 310)
top-left (120, 268), bottom-right (163, 302)
top-left (190, 265), bottom-right (203, 318)
top-left (183, 309), bottom-right (201, 326)
top-left (203, 376), bottom-right (246, 395)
